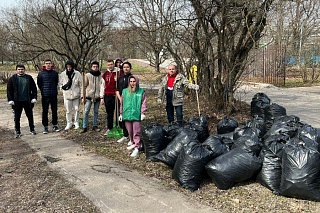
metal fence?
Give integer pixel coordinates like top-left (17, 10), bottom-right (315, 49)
top-left (244, 45), bottom-right (286, 86)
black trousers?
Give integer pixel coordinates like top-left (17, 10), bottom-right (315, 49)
top-left (13, 101), bottom-right (35, 132)
top-left (104, 95), bottom-right (116, 129)
top-left (41, 96), bottom-right (58, 127)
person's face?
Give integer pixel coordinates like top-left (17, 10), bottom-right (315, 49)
top-left (167, 65), bottom-right (176, 76)
top-left (91, 64), bottom-right (99, 72)
top-left (123, 64), bottom-right (131, 74)
top-left (16, 67), bottom-right (25, 75)
top-left (66, 65), bottom-right (73, 72)
top-left (107, 62), bottom-right (114, 71)
top-left (116, 61), bottom-right (121, 68)
top-left (45, 61), bottom-right (52, 70)
top-left (129, 78), bottom-right (136, 88)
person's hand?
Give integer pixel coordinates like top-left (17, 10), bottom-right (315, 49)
top-left (119, 115), bottom-right (122, 122)
top-left (194, 84), bottom-right (199, 91)
top-left (141, 114), bottom-right (146, 121)
top-left (100, 98), bottom-right (104, 104)
top-left (31, 99), bottom-right (37, 103)
top-left (157, 98), bottom-right (162, 104)
top-left (8, 101), bottom-right (14, 105)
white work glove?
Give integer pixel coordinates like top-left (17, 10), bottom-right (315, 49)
top-left (141, 114), bottom-right (146, 121)
top-left (118, 115), bottom-right (122, 122)
top-left (194, 84), bottom-right (199, 91)
top-left (157, 98), bottom-right (162, 104)
top-left (31, 99), bottom-right (37, 103)
top-left (8, 101), bottom-right (14, 105)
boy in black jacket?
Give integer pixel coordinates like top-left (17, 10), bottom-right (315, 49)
top-left (7, 64), bottom-right (37, 138)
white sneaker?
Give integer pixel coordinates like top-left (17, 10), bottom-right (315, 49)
top-left (64, 123), bottom-right (72, 131)
top-left (74, 122), bottom-right (79, 129)
top-left (127, 144), bottom-right (136, 150)
top-left (130, 148), bottom-right (139, 157)
top-left (117, 136), bottom-right (128, 143)
top-left (127, 141), bottom-right (133, 146)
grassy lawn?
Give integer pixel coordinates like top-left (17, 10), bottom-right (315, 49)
top-left (0, 84), bottom-right (6, 99)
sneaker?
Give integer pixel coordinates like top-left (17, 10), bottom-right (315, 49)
top-left (103, 129), bottom-right (110, 136)
top-left (93, 126), bottom-right (101, 132)
top-left (43, 127), bottom-right (49, 134)
top-left (127, 141), bottom-right (133, 146)
top-left (127, 144), bottom-right (136, 151)
top-left (117, 136), bottom-right (128, 143)
top-left (130, 148), bottom-right (139, 158)
top-left (15, 131), bottom-right (21, 138)
top-left (64, 123), bottom-right (72, 131)
top-left (74, 122), bottom-right (80, 130)
top-left (81, 128), bottom-right (87, 133)
top-left (30, 130), bottom-right (37, 135)
top-left (53, 125), bottom-right (60, 132)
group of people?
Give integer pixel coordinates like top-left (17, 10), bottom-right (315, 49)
top-left (7, 59), bottom-right (199, 157)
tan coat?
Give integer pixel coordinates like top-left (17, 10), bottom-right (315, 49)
top-left (59, 70), bottom-right (82, 100)
top-left (82, 72), bottom-right (105, 100)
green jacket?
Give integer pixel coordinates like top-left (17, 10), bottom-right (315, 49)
top-left (122, 87), bottom-right (145, 121)
top-left (158, 73), bottom-right (198, 106)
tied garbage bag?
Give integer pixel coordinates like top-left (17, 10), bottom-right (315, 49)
top-left (216, 133), bottom-right (234, 150)
top-left (264, 103), bottom-right (287, 131)
top-left (163, 124), bottom-right (182, 142)
top-left (233, 126), bottom-right (261, 140)
top-left (280, 141), bottom-right (320, 201)
top-left (264, 133), bottom-right (290, 148)
top-left (298, 124), bottom-right (320, 143)
top-left (205, 147), bottom-right (262, 190)
top-left (185, 115), bottom-right (209, 142)
top-left (142, 123), bottom-right (167, 161)
top-left (202, 135), bottom-right (229, 158)
top-left (154, 129), bottom-right (198, 167)
top-left (251, 93), bottom-right (270, 118)
top-left (172, 142), bottom-right (213, 191)
top-left (232, 135), bottom-right (262, 154)
top-left (246, 116), bottom-right (266, 137)
top-left (217, 117), bottom-right (238, 134)
top-left (257, 141), bottom-right (285, 193)
top-left (264, 121), bottom-right (299, 139)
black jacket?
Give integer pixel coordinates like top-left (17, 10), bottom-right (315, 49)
top-left (37, 69), bottom-right (59, 97)
top-left (7, 74), bottom-right (37, 102)
top-left (116, 73), bottom-right (132, 96)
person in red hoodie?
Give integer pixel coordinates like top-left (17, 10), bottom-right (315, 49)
top-left (101, 59), bottom-right (124, 135)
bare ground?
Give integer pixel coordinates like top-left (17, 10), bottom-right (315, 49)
top-left (0, 128), bottom-right (100, 212)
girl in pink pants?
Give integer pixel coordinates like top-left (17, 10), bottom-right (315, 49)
top-left (119, 75), bottom-right (147, 157)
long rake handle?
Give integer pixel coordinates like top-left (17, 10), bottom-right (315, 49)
top-left (196, 90), bottom-right (201, 116)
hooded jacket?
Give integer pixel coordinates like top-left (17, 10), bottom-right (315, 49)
top-left (59, 61), bottom-right (82, 100)
top-left (102, 67), bottom-right (123, 96)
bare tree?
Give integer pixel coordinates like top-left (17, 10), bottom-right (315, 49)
top-left (6, 0), bottom-right (116, 71)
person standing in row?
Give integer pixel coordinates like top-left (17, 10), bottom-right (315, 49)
top-left (119, 75), bottom-right (147, 157)
top-left (59, 60), bottom-right (82, 131)
top-left (101, 59), bottom-right (123, 136)
top-left (37, 59), bottom-right (60, 134)
top-left (7, 65), bottom-right (37, 138)
top-left (115, 61), bottom-right (132, 144)
top-left (81, 61), bottom-right (105, 133)
top-left (157, 65), bottom-right (199, 126)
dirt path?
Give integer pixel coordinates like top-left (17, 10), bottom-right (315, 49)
top-left (0, 128), bottom-right (99, 212)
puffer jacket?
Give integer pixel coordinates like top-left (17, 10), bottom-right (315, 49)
top-left (82, 72), bottom-right (105, 100)
top-left (158, 73), bottom-right (198, 106)
top-left (37, 69), bottom-right (59, 97)
top-left (59, 70), bottom-right (82, 100)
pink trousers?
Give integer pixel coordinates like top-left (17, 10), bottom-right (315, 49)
top-left (125, 121), bottom-right (142, 148)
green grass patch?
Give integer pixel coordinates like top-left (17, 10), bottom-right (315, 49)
top-left (282, 78), bottom-right (320, 88)
top-left (0, 83), bottom-right (7, 99)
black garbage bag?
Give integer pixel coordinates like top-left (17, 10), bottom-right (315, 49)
top-left (216, 133), bottom-right (234, 150)
top-left (163, 123), bottom-right (182, 143)
top-left (217, 117), bottom-right (238, 134)
top-left (298, 124), bottom-right (320, 143)
top-left (246, 116), bottom-right (266, 137)
top-left (233, 126), bottom-right (261, 140)
top-left (264, 121), bottom-right (299, 139)
top-left (264, 133), bottom-right (290, 148)
top-left (280, 142), bottom-right (320, 201)
top-left (205, 147), bottom-right (262, 190)
top-left (142, 123), bottom-right (167, 161)
top-left (274, 115), bottom-right (300, 125)
top-left (202, 135), bottom-right (229, 158)
top-left (232, 135), bottom-right (262, 154)
top-left (185, 115), bottom-right (209, 142)
top-left (172, 142), bottom-right (214, 191)
top-left (257, 141), bottom-right (285, 193)
top-left (154, 129), bottom-right (199, 167)
top-left (251, 93), bottom-right (271, 118)
top-left (264, 103), bottom-right (287, 131)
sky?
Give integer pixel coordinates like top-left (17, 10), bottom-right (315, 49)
top-left (0, 0), bottom-right (18, 9)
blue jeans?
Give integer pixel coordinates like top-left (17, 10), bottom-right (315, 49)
top-left (166, 90), bottom-right (183, 126)
top-left (83, 99), bottom-right (100, 128)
